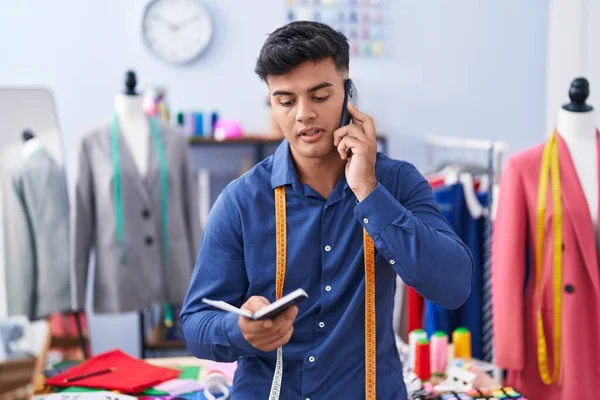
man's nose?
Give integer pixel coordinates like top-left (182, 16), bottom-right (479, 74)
top-left (296, 99), bottom-right (317, 124)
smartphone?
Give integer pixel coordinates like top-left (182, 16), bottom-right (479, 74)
top-left (202, 288), bottom-right (308, 321)
top-left (339, 79), bottom-right (358, 156)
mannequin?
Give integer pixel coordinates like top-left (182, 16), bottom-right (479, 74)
top-left (491, 77), bottom-right (600, 399)
top-left (114, 70), bottom-right (150, 176)
top-left (556, 77), bottom-right (598, 235)
top-left (22, 130), bottom-right (44, 158)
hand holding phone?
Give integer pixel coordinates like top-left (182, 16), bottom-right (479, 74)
top-left (339, 79), bottom-right (358, 157)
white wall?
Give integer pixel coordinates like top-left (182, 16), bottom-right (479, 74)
top-left (0, 0), bottom-right (550, 356)
top-left (546, 0), bottom-right (600, 134)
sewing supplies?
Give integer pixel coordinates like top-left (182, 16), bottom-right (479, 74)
top-left (466, 388), bottom-right (492, 399)
top-left (183, 112), bottom-right (196, 136)
top-left (415, 338), bottom-right (431, 381)
top-left (409, 329), bottom-right (428, 370)
top-left (202, 370), bottom-right (230, 400)
top-left (431, 331), bottom-right (448, 376)
top-left (63, 367), bottom-right (116, 383)
top-left (535, 130), bottom-right (562, 384)
top-left (440, 393), bottom-right (470, 400)
top-left (452, 327), bottom-right (472, 359)
top-left (194, 112), bottom-right (204, 135)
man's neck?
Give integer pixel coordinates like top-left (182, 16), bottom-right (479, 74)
top-left (291, 150), bottom-right (346, 199)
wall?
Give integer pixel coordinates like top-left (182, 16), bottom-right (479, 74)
top-left (546, 0), bottom-right (600, 135)
top-left (0, 0), bottom-right (549, 356)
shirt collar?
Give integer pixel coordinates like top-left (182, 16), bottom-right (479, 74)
top-left (270, 139), bottom-right (351, 192)
top-left (271, 139), bottom-right (299, 189)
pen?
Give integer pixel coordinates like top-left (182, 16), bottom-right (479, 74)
top-left (63, 367), bottom-right (116, 383)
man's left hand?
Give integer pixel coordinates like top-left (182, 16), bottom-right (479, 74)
top-left (333, 102), bottom-right (378, 202)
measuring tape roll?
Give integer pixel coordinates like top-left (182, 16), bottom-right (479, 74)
top-left (535, 131), bottom-right (562, 385)
top-left (269, 186), bottom-right (376, 399)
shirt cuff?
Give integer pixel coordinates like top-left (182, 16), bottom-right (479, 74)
top-left (354, 182), bottom-right (404, 236)
top-left (223, 311), bottom-right (260, 355)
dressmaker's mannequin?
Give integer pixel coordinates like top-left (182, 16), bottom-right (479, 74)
top-left (114, 71), bottom-right (149, 176)
top-left (556, 77), bottom-right (598, 234)
top-left (22, 130), bottom-right (44, 158)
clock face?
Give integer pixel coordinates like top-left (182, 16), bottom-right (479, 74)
top-left (142, 0), bottom-right (213, 65)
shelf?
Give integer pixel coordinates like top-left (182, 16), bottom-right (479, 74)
top-left (50, 333), bottom-right (89, 349)
top-left (188, 134), bottom-right (388, 156)
top-left (0, 356), bottom-right (36, 394)
top-left (145, 339), bottom-right (186, 350)
top-left (188, 134), bottom-right (283, 146)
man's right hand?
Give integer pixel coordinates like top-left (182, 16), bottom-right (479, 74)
top-left (238, 296), bottom-right (298, 352)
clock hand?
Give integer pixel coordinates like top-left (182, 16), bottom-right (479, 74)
top-left (172, 14), bottom-right (201, 31)
top-left (149, 14), bottom-right (178, 31)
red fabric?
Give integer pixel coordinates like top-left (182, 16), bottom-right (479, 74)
top-left (46, 349), bottom-right (180, 393)
top-left (407, 287), bottom-right (424, 332)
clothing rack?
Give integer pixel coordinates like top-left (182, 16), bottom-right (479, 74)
top-left (425, 134), bottom-right (507, 374)
top-left (426, 135), bottom-right (508, 218)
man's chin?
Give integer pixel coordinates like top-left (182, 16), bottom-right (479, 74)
top-left (294, 144), bottom-right (336, 159)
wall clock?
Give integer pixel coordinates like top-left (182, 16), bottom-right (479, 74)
top-left (142, 0), bottom-right (213, 65)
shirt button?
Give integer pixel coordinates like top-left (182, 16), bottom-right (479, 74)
top-left (324, 245), bottom-right (331, 252)
top-left (390, 259), bottom-right (395, 265)
top-left (325, 285), bottom-right (332, 292)
top-left (363, 218), bottom-right (369, 224)
top-left (319, 322), bottom-right (325, 328)
top-left (309, 356), bottom-right (315, 363)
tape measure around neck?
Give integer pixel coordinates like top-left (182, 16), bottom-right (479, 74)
top-left (535, 131), bottom-right (562, 385)
top-left (110, 115), bottom-right (173, 326)
top-left (272, 186), bottom-right (376, 399)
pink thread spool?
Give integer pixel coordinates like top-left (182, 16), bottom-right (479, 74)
top-left (430, 331), bottom-right (448, 376)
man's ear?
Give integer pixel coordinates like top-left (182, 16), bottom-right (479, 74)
top-left (267, 93), bottom-right (272, 106)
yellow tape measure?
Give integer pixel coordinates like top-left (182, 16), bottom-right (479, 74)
top-left (274, 186), bottom-right (376, 399)
top-left (535, 131), bottom-right (562, 385)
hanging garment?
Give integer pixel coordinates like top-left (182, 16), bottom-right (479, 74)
top-left (492, 132), bottom-right (600, 399)
top-left (72, 117), bottom-right (201, 314)
top-left (1, 149), bottom-right (71, 320)
top-left (424, 182), bottom-right (487, 360)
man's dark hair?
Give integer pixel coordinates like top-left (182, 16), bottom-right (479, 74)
top-left (254, 21), bottom-right (350, 82)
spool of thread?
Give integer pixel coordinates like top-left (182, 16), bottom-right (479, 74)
top-left (414, 338), bottom-right (431, 381)
top-left (430, 331), bottom-right (448, 376)
top-left (408, 329), bottom-right (428, 370)
top-left (194, 112), bottom-right (204, 136)
top-left (183, 112), bottom-right (196, 136)
top-left (452, 327), bottom-right (472, 359)
top-left (210, 111), bottom-right (219, 135)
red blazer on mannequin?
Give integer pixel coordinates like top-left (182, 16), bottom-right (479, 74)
top-left (492, 133), bottom-right (600, 399)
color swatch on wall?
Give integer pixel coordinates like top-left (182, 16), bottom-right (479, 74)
top-left (286, 0), bottom-right (384, 57)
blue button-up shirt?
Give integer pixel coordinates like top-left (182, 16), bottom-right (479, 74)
top-left (180, 140), bottom-right (473, 399)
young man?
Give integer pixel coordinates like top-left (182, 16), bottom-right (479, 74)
top-left (180, 21), bottom-right (473, 399)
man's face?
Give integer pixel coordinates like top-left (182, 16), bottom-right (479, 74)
top-left (267, 58), bottom-right (347, 160)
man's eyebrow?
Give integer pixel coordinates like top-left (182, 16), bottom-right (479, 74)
top-left (271, 82), bottom-right (334, 97)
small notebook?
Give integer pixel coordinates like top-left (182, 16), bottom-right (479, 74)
top-left (202, 288), bottom-right (308, 321)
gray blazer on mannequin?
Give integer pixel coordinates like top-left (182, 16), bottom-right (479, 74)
top-left (72, 120), bottom-right (201, 314)
top-left (1, 149), bottom-right (71, 320)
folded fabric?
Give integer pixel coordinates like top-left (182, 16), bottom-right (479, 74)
top-left (43, 391), bottom-right (137, 400)
top-left (199, 361), bottom-right (236, 384)
top-left (154, 379), bottom-right (204, 396)
top-left (45, 349), bottom-right (180, 393)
